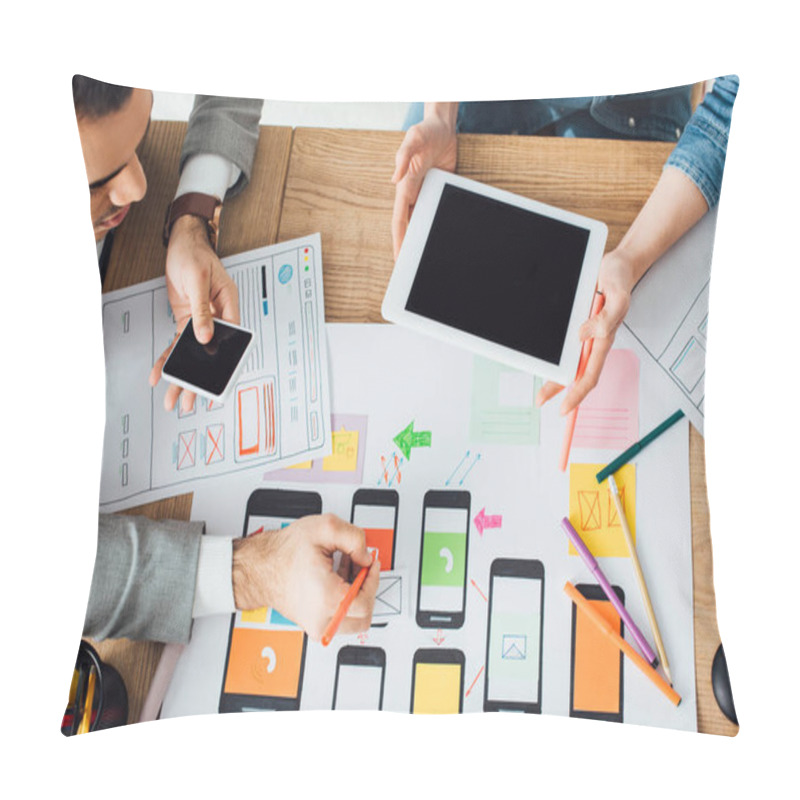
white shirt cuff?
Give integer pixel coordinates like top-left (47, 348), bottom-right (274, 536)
top-left (192, 536), bottom-right (236, 617)
top-left (175, 153), bottom-right (242, 202)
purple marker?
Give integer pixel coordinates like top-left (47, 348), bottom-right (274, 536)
top-left (560, 517), bottom-right (658, 667)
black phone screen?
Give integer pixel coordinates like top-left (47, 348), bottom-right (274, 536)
top-left (163, 318), bottom-right (252, 396)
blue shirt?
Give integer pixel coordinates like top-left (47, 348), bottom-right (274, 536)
top-left (404, 77), bottom-right (738, 208)
top-left (665, 76), bottom-right (738, 208)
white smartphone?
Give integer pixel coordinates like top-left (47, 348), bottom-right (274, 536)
top-left (161, 318), bottom-right (254, 402)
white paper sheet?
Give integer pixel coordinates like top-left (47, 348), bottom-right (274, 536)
top-left (98, 234), bottom-right (332, 511)
top-left (161, 324), bottom-right (696, 731)
top-left (622, 206), bottom-right (718, 434)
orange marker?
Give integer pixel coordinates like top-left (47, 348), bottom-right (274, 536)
top-left (564, 581), bottom-right (681, 707)
top-left (321, 551), bottom-right (376, 647)
top-left (559, 291), bottom-right (605, 471)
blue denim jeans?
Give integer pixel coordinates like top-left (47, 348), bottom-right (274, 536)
top-left (403, 85), bottom-right (693, 142)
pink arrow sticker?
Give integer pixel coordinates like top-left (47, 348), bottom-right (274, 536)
top-left (474, 508), bottom-right (503, 536)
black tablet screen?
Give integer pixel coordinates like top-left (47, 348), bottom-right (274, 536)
top-left (405, 185), bottom-right (590, 365)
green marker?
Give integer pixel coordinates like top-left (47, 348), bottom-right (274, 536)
top-left (596, 410), bottom-right (685, 484)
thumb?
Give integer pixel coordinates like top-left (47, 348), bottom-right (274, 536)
top-left (580, 292), bottom-right (629, 341)
top-left (392, 143), bottom-right (412, 184)
top-left (315, 516), bottom-right (371, 567)
top-left (186, 272), bottom-right (215, 344)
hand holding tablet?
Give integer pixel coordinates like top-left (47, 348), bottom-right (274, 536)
top-left (382, 169), bottom-right (607, 386)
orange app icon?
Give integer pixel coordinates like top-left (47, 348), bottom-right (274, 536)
top-left (224, 627), bottom-right (304, 698)
top-left (364, 528), bottom-right (394, 572)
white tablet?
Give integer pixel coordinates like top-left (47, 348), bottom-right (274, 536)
top-left (382, 169), bottom-right (608, 385)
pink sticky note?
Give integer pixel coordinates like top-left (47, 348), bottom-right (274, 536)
top-left (573, 349), bottom-right (639, 450)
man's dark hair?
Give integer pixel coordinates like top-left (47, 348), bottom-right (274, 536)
top-left (72, 75), bottom-right (134, 120)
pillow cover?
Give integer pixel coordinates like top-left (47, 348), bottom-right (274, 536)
top-left (65, 76), bottom-right (738, 736)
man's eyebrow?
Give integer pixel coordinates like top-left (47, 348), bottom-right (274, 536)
top-left (88, 116), bottom-right (152, 191)
top-left (89, 163), bottom-right (126, 190)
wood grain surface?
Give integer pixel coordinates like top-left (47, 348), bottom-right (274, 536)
top-left (91, 121), bottom-right (736, 734)
top-left (105, 122), bottom-right (293, 290)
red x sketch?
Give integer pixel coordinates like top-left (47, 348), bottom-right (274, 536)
top-left (206, 424), bottom-right (225, 465)
top-left (178, 431), bottom-right (196, 470)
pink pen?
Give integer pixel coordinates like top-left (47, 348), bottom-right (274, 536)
top-left (561, 517), bottom-right (658, 667)
top-left (559, 291), bottom-right (605, 471)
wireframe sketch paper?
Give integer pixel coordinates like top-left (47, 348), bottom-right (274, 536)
top-left (98, 234), bottom-right (332, 511)
top-left (622, 207), bottom-right (717, 434)
top-left (161, 324), bottom-right (696, 731)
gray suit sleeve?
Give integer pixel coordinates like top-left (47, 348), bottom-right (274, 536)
top-left (180, 95), bottom-right (264, 198)
top-left (83, 514), bottom-right (204, 644)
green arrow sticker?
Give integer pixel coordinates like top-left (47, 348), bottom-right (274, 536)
top-left (393, 420), bottom-right (432, 460)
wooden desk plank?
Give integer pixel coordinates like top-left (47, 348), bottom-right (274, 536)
top-left (105, 121), bottom-right (293, 291)
top-left (278, 130), bottom-right (674, 321)
top-left (691, 428), bottom-right (738, 736)
top-left (278, 128), bottom-right (399, 322)
top-left (280, 128), bottom-right (734, 734)
top-left (456, 135), bottom-right (674, 252)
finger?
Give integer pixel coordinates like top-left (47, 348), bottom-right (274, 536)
top-left (149, 349), bottom-right (168, 387)
top-left (335, 616), bottom-right (371, 636)
top-left (315, 516), bottom-right (371, 565)
top-left (392, 182), bottom-right (411, 260)
top-left (211, 271), bottom-right (241, 326)
top-left (186, 269), bottom-right (214, 344)
top-left (579, 292), bottom-right (629, 341)
top-left (337, 552), bottom-right (353, 582)
top-left (392, 138), bottom-right (414, 184)
top-left (560, 336), bottom-right (614, 415)
top-left (149, 332), bottom-right (180, 387)
top-left (346, 560), bottom-right (381, 619)
top-left (535, 380), bottom-right (565, 407)
top-left (163, 383), bottom-right (182, 412)
top-left (180, 388), bottom-right (197, 414)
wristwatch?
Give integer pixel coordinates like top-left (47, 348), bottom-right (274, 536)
top-left (163, 192), bottom-right (222, 250)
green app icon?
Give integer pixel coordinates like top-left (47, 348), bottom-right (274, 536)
top-left (421, 531), bottom-right (466, 587)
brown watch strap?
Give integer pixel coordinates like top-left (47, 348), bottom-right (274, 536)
top-left (163, 192), bottom-right (221, 250)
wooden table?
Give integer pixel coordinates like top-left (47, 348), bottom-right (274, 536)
top-left (93, 121), bottom-right (737, 735)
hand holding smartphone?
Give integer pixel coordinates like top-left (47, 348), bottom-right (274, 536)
top-left (162, 317), bottom-right (253, 403)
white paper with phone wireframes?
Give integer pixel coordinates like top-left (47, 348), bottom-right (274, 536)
top-left (161, 324), bottom-right (696, 732)
top-left (98, 234), bottom-right (332, 511)
top-left (334, 664), bottom-right (384, 710)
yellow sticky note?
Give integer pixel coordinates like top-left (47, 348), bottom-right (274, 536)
top-left (568, 463), bottom-right (636, 558)
top-left (322, 429), bottom-right (359, 472)
top-left (412, 664), bottom-right (461, 714)
top-left (241, 606), bottom-right (268, 624)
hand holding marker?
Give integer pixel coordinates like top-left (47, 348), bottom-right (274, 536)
top-left (559, 291), bottom-right (605, 471)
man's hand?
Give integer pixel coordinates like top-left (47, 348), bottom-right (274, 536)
top-left (536, 249), bottom-right (637, 415)
top-left (231, 514), bottom-right (381, 642)
top-left (148, 213), bottom-right (240, 413)
top-left (391, 103), bottom-right (459, 260)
